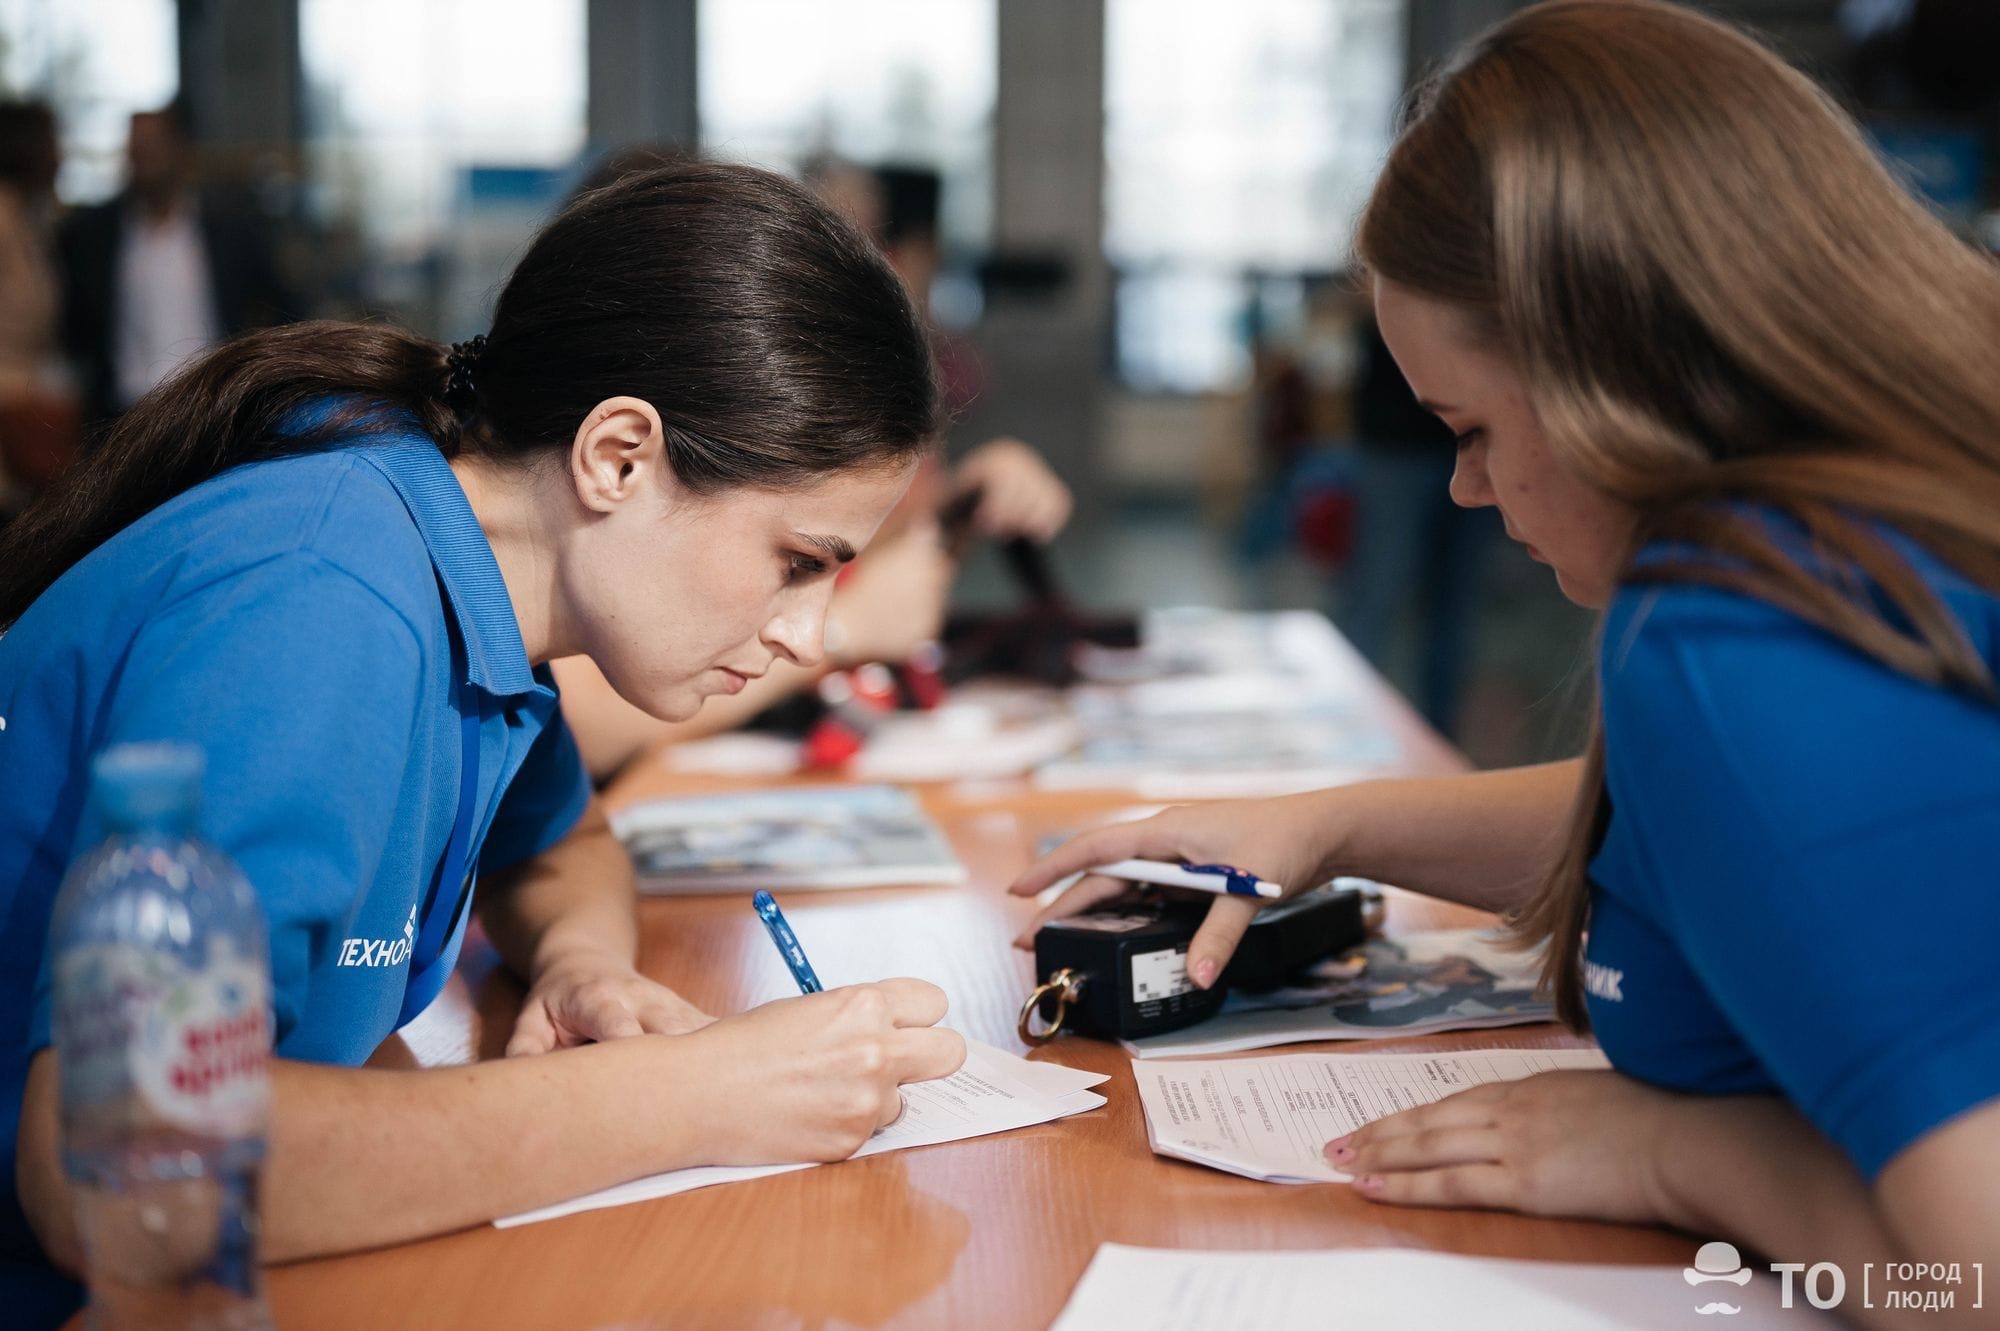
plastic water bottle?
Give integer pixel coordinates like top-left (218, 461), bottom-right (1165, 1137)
top-left (49, 743), bottom-right (274, 1331)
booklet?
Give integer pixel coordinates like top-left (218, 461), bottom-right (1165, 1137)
top-left (610, 784), bottom-right (968, 894)
top-left (1127, 929), bottom-right (1555, 1058)
top-left (495, 1041), bottom-right (1108, 1227)
top-left (1133, 1046), bottom-right (1609, 1184)
top-left (1050, 1245), bottom-right (1836, 1330)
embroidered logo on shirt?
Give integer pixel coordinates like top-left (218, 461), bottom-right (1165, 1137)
top-left (338, 906), bottom-right (417, 969)
top-left (1584, 960), bottom-right (1625, 1002)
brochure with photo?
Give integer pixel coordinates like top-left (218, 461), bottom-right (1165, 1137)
top-left (611, 784), bottom-right (969, 894)
top-left (1128, 928), bottom-right (1554, 1057)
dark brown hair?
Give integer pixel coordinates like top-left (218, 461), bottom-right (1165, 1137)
top-left (0, 159), bottom-right (938, 627)
top-left (1357, 0), bottom-right (2000, 1026)
top-left (0, 99), bottom-right (58, 192)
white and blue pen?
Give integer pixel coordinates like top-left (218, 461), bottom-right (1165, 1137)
top-left (1085, 858), bottom-right (1284, 900)
top-left (753, 889), bottom-right (825, 993)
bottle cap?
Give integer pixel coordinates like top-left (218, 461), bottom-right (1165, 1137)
top-left (91, 742), bottom-right (203, 836)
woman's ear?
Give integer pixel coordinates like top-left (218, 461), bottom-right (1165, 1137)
top-left (571, 396), bottom-right (670, 514)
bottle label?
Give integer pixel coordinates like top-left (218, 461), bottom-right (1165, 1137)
top-left (57, 936), bottom-right (271, 1137)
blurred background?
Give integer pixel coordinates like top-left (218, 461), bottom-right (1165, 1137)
top-left (2, 0), bottom-right (1994, 768)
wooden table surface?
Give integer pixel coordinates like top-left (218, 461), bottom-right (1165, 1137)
top-left (259, 660), bottom-right (1691, 1330)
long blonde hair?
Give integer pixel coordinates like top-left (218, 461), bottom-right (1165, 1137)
top-left (1356, 0), bottom-right (2000, 1027)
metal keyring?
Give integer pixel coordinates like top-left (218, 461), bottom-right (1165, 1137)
top-left (1017, 967), bottom-right (1086, 1045)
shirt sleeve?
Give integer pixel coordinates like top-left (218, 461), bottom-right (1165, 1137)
top-left (477, 666), bottom-right (591, 873)
top-left (1601, 584), bottom-right (2000, 1180)
top-left (29, 553), bottom-right (428, 1050)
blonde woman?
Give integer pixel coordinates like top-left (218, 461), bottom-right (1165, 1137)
top-left (1015, 2), bottom-right (1999, 1319)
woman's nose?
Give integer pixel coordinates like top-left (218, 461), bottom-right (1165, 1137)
top-left (1449, 449), bottom-right (1493, 508)
top-left (764, 605), bottom-right (825, 670)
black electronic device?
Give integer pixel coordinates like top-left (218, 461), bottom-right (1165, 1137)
top-left (1019, 881), bottom-right (1372, 1044)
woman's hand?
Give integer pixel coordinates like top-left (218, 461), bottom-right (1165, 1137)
top-left (679, 979), bottom-right (968, 1164)
top-left (507, 949), bottom-right (715, 1056)
top-left (1008, 795), bottom-right (1338, 989)
top-left (952, 437), bottom-right (1072, 543)
top-left (1326, 1068), bottom-right (1684, 1223)
top-left (826, 520), bottom-right (953, 667)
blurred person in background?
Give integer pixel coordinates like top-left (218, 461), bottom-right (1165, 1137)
top-left (0, 100), bottom-right (75, 523)
top-left (1338, 298), bottom-right (1498, 737)
top-left (57, 98), bottom-right (300, 433)
top-left (554, 152), bottom-right (1072, 781)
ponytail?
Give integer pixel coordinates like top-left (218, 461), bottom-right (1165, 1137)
top-left (0, 322), bottom-right (462, 628)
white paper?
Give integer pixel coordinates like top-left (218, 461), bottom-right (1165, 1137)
top-left (496, 1042), bottom-right (1107, 1227)
top-left (1134, 1047), bottom-right (1609, 1183)
top-left (1050, 1245), bottom-right (1840, 1330)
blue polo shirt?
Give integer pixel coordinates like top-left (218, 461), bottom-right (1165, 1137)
top-left (1586, 526), bottom-right (2000, 1182)
top-left (0, 418), bottom-right (590, 1317)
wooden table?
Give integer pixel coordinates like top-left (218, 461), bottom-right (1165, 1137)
top-left (261, 663), bottom-right (1691, 1330)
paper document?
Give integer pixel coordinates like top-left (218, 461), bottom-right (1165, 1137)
top-left (1128, 929), bottom-right (1555, 1058)
top-left (497, 1042), bottom-right (1107, 1227)
top-left (1135, 1047), bottom-right (1608, 1183)
top-left (1049, 1245), bottom-right (1841, 1330)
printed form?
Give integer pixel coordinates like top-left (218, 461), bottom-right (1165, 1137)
top-left (1050, 1246), bottom-right (1838, 1330)
top-left (497, 1041), bottom-right (1107, 1227)
top-left (1134, 1047), bottom-right (1608, 1183)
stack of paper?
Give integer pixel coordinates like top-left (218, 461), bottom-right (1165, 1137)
top-left (1050, 1245), bottom-right (1838, 1330)
top-left (1037, 610), bottom-right (1405, 799)
top-left (850, 686), bottom-right (1080, 783)
top-left (1127, 929), bottom-right (1555, 1058)
top-left (1134, 1047), bottom-right (1609, 1183)
top-left (496, 1041), bottom-right (1107, 1227)
top-left (611, 785), bottom-right (967, 893)
top-left (661, 684), bottom-right (1079, 783)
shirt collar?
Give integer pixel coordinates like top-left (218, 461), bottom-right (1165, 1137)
top-left (357, 431), bottom-right (541, 700)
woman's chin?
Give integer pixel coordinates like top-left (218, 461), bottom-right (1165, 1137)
top-left (654, 694), bottom-right (704, 723)
top-left (1552, 566), bottom-right (1613, 611)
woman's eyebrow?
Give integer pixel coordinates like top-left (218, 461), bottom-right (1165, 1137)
top-left (793, 532), bottom-right (857, 564)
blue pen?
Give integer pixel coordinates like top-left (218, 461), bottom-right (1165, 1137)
top-left (753, 889), bottom-right (824, 993)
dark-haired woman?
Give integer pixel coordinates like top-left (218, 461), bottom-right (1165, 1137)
top-left (1014, 4), bottom-right (1997, 1322)
top-left (0, 162), bottom-right (965, 1321)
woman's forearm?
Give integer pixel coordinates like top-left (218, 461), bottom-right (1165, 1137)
top-left (19, 1040), bottom-right (716, 1268)
top-left (1300, 758), bottom-right (1584, 914)
top-left (476, 797), bottom-right (640, 981)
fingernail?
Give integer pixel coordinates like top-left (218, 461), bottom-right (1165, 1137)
top-left (1357, 1174), bottom-right (1383, 1193)
top-left (1324, 1138), bottom-right (1354, 1164)
top-left (1193, 958), bottom-right (1219, 989)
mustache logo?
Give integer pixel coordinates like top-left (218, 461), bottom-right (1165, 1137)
top-left (1695, 1303), bottom-right (1742, 1316)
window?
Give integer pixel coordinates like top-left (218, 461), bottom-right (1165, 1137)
top-left (1105, 0), bottom-right (1403, 391)
top-left (0, 0), bottom-right (178, 203)
top-left (698, 0), bottom-right (996, 252)
top-left (300, 0), bottom-right (586, 328)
